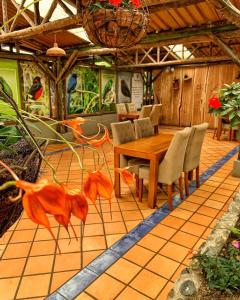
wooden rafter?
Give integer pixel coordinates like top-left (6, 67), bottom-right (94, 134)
top-left (148, 0), bottom-right (205, 13)
top-left (11, 0), bottom-right (35, 27)
top-left (2, 0), bottom-right (9, 33)
top-left (41, 0), bottom-right (59, 24)
top-left (10, 0), bottom-right (26, 32)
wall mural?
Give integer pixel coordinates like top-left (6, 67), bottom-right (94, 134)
top-left (101, 69), bottom-right (116, 112)
top-left (66, 66), bottom-right (99, 115)
top-left (21, 62), bottom-right (50, 117)
top-left (118, 71), bottom-right (132, 103)
top-left (0, 59), bottom-right (21, 107)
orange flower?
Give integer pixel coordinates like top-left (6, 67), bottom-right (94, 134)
top-left (84, 170), bottom-right (113, 204)
top-left (115, 168), bottom-right (134, 185)
top-left (65, 189), bottom-right (88, 224)
top-left (62, 117), bottom-right (85, 136)
top-left (16, 179), bottom-right (68, 237)
top-left (88, 127), bottom-right (112, 147)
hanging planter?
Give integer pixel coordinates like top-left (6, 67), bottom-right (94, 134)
top-left (82, 0), bottom-right (149, 48)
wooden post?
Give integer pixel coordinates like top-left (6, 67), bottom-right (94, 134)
top-left (2, 0), bottom-right (9, 33)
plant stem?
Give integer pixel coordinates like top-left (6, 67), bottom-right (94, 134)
top-left (0, 160), bottom-right (19, 181)
top-left (0, 181), bottom-right (17, 191)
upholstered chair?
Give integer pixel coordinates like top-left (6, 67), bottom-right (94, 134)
top-left (126, 102), bottom-right (137, 112)
top-left (134, 117), bottom-right (154, 139)
top-left (183, 123), bottom-right (208, 195)
top-left (116, 103), bottom-right (127, 114)
top-left (150, 104), bottom-right (162, 134)
top-left (139, 105), bottom-right (152, 119)
top-left (138, 127), bottom-right (192, 209)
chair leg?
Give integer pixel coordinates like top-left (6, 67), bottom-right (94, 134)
top-left (167, 184), bottom-right (173, 210)
top-left (154, 126), bottom-right (159, 135)
top-left (213, 128), bottom-right (217, 139)
top-left (135, 175), bottom-right (139, 197)
top-left (196, 166), bottom-right (200, 188)
top-left (139, 178), bottom-right (143, 202)
top-left (228, 129), bottom-right (232, 141)
top-left (179, 175), bottom-right (184, 200)
top-left (188, 170), bottom-right (193, 181)
top-left (184, 172), bottom-right (189, 196)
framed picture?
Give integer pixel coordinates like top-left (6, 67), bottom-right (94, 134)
top-left (0, 59), bottom-right (21, 107)
top-left (101, 69), bottom-right (116, 112)
top-left (117, 71), bottom-right (132, 103)
top-left (20, 62), bottom-right (50, 117)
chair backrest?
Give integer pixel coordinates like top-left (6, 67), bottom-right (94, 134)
top-left (111, 120), bottom-right (135, 145)
top-left (183, 123), bottom-right (209, 172)
top-left (116, 103), bottom-right (127, 114)
top-left (134, 117), bottom-right (154, 139)
top-left (139, 105), bottom-right (152, 119)
top-left (150, 104), bottom-right (162, 126)
top-left (158, 127), bottom-right (192, 185)
top-left (126, 102), bottom-right (137, 112)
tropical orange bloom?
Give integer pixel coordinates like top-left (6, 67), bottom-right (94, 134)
top-left (87, 127), bottom-right (112, 147)
top-left (16, 179), bottom-right (68, 237)
top-left (65, 189), bottom-right (88, 224)
top-left (115, 168), bottom-right (134, 185)
top-left (84, 170), bottom-right (113, 204)
top-left (62, 117), bottom-right (85, 136)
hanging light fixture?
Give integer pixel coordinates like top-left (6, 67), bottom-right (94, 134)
top-left (46, 34), bottom-right (66, 57)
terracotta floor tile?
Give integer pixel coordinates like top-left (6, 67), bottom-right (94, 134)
top-left (104, 222), bottom-right (126, 235)
top-left (215, 188), bottom-right (233, 197)
top-left (161, 216), bottom-right (185, 229)
top-left (202, 227), bottom-right (213, 239)
top-left (138, 234), bottom-right (167, 252)
top-left (17, 274), bottom-right (51, 298)
top-left (16, 219), bottom-right (38, 230)
top-left (30, 240), bottom-right (56, 256)
top-left (219, 183), bottom-right (237, 191)
top-left (2, 242), bottom-right (31, 259)
top-left (124, 245), bottom-right (155, 266)
top-left (125, 220), bottom-right (141, 232)
top-left (209, 193), bottom-right (229, 203)
top-left (210, 176), bottom-right (225, 183)
top-left (0, 258), bottom-right (26, 278)
top-left (83, 224), bottom-right (104, 236)
top-left (50, 270), bottom-right (77, 292)
top-left (74, 293), bottom-right (95, 300)
top-left (121, 210), bottom-right (143, 221)
top-left (10, 229), bottom-right (36, 243)
top-left (34, 228), bottom-right (59, 241)
top-left (85, 213), bottom-right (102, 224)
top-left (0, 277), bottom-right (20, 300)
top-left (86, 273), bottom-right (125, 300)
top-left (119, 202), bottom-right (139, 211)
top-left (209, 218), bottom-right (218, 229)
top-left (192, 189), bottom-right (211, 198)
top-left (178, 201), bottom-right (200, 212)
top-left (150, 224), bottom-right (177, 240)
top-left (54, 252), bottom-right (81, 272)
top-left (115, 286), bottom-right (151, 300)
top-left (170, 208), bottom-right (193, 220)
top-left (83, 250), bottom-right (104, 267)
top-left (199, 184), bottom-right (216, 192)
top-left (24, 255), bottom-right (54, 275)
top-left (185, 195), bottom-right (206, 205)
top-left (130, 269), bottom-right (167, 298)
top-left (146, 254), bottom-right (179, 279)
top-left (156, 281), bottom-right (174, 300)
top-left (171, 263), bottom-right (188, 282)
top-left (189, 213), bottom-right (213, 226)
top-left (102, 212), bottom-right (123, 222)
top-left (170, 231), bottom-right (199, 248)
top-left (106, 234), bottom-right (125, 247)
top-left (83, 236), bottom-right (106, 251)
top-left (0, 231), bottom-right (12, 245)
top-left (204, 199), bottom-right (225, 210)
top-left (204, 180), bottom-right (221, 188)
top-left (159, 242), bottom-right (189, 262)
top-left (197, 206), bottom-right (219, 218)
top-left (180, 222), bottom-right (206, 237)
top-left (106, 258), bottom-right (141, 283)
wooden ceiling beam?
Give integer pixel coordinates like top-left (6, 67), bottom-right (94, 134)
top-left (11, 0), bottom-right (35, 27)
top-left (148, 0), bottom-right (205, 13)
top-left (2, 0), bottom-right (9, 33)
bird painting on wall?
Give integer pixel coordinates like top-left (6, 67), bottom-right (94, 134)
top-left (28, 76), bottom-right (43, 101)
top-left (67, 73), bottom-right (77, 113)
top-left (121, 79), bottom-right (131, 98)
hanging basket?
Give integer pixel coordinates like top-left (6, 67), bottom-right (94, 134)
top-left (0, 139), bottom-right (43, 238)
top-left (83, 4), bottom-right (149, 48)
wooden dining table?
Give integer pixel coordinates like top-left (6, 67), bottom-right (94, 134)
top-left (114, 133), bottom-right (173, 208)
top-left (117, 111), bottom-right (140, 122)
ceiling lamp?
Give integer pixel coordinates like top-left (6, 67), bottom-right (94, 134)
top-left (46, 35), bottom-right (66, 57)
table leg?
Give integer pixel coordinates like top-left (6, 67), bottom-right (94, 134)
top-left (147, 157), bottom-right (160, 209)
top-left (216, 117), bottom-right (222, 141)
top-left (114, 150), bottom-right (121, 197)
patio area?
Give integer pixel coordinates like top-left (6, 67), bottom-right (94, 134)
top-left (0, 128), bottom-right (239, 299)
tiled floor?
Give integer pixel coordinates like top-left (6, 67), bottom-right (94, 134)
top-left (0, 128), bottom-right (239, 299)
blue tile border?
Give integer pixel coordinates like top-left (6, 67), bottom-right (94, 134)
top-left (46, 144), bottom-right (239, 300)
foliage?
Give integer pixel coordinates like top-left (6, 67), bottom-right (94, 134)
top-left (89, 0), bottom-right (141, 12)
top-left (194, 245), bottom-right (240, 294)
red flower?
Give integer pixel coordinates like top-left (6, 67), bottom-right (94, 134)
top-left (131, 0), bottom-right (141, 8)
top-left (208, 96), bottom-right (222, 109)
top-left (84, 170), bottom-right (113, 205)
top-left (109, 0), bottom-right (122, 6)
top-left (87, 127), bottom-right (112, 147)
top-left (62, 117), bottom-right (86, 138)
top-left (115, 168), bottom-right (134, 184)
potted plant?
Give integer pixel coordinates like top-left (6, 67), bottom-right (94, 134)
top-left (208, 82), bottom-right (240, 177)
top-left (82, 0), bottom-right (149, 48)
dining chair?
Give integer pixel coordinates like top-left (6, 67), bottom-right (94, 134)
top-left (150, 104), bottom-right (162, 134)
top-left (134, 117), bottom-right (154, 139)
top-left (116, 103), bottom-right (127, 114)
top-left (183, 123), bottom-right (209, 196)
top-left (138, 127), bottom-right (192, 210)
top-left (139, 105), bottom-right (152, 119)
top-left (126, 102), bottom-right (137, 112)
